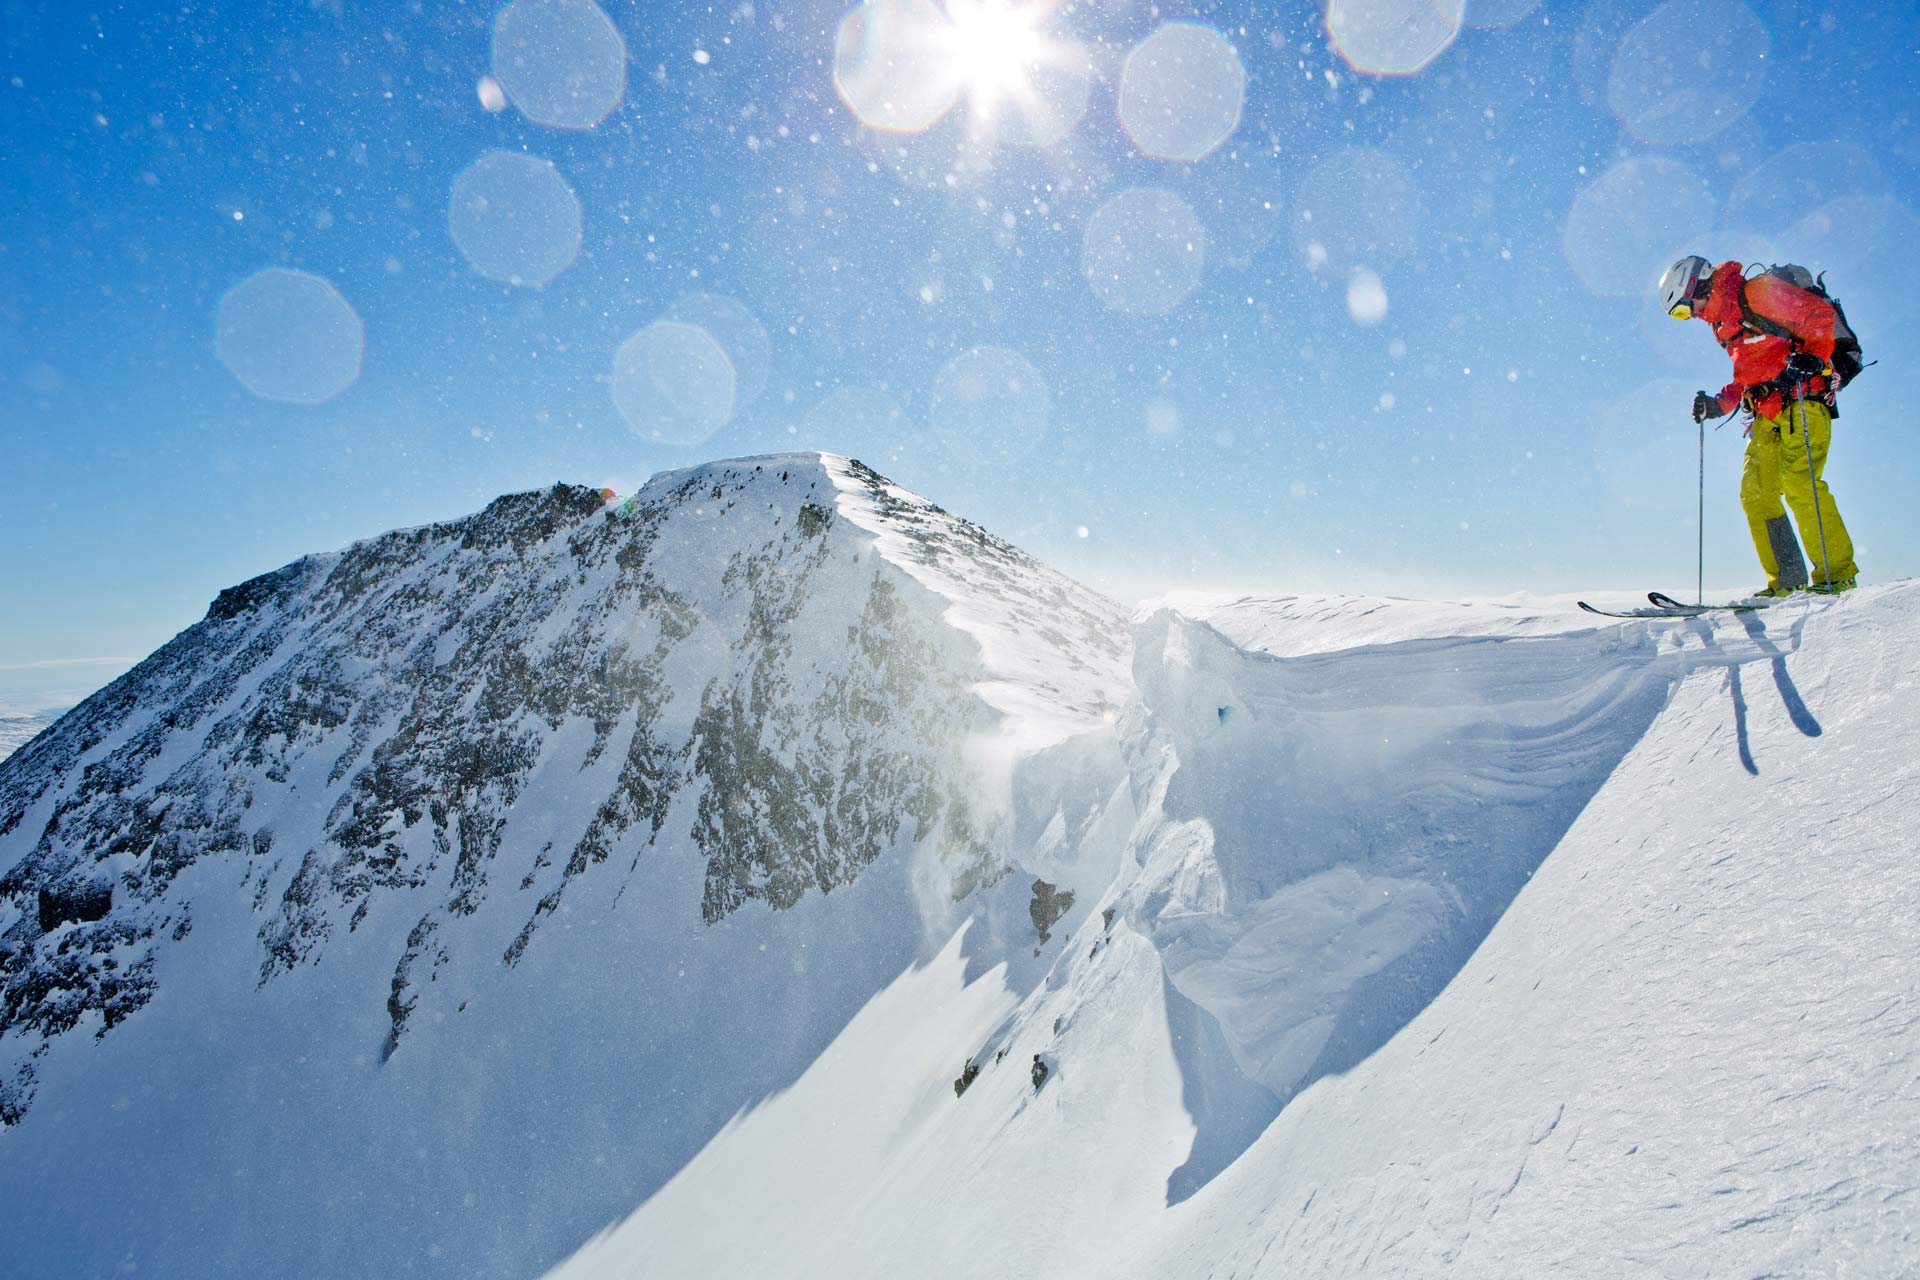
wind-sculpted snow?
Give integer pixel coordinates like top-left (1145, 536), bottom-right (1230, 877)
top-left (1118, 611), bottom-right (1682, 1110)
top-left (1154, 589), bottom-right (1611, 656)
top-left (1105, 586), bottom-right (1920, 1279)
top-left (833, 460), bottom-right (1129, 753)
top-left (550, 588), bottom-right (1920, 1280)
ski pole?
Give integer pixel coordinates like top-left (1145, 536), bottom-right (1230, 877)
top-left (1798, 396), bottom-right (1832, 587)
top-left (1697, 412), bottom-right (1704, 606)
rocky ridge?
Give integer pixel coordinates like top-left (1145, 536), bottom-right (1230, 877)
top-left (0, 454), bottom-right (1129, 1125)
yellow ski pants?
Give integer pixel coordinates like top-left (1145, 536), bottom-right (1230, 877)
top-left (1741, 399), bottom-right (1857, 590)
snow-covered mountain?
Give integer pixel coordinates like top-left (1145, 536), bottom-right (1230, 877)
top-left (3, 454), bottom-right (1915, 1278)
top-left (0, 454), bottom-right (1131, 1278)
top-left (556, 581), bottom-right (1920, 1280)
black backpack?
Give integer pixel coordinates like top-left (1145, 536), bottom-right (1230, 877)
top-left (1739, 263), bottom-right (1866, 390)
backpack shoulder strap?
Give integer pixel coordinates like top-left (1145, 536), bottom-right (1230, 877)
top-left (1736, 277), bottom-right (1794, 340)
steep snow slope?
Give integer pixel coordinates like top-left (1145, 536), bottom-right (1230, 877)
top-left (0, 454), bottom-right (1131, 1280)
top-left (552, 585), bottom-right (1919, 1280)
top-left (1119, 585), bottom-right (1920, 1277)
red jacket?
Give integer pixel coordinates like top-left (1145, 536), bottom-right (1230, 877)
top-left (1697, 260), bottom-right (1837, 419)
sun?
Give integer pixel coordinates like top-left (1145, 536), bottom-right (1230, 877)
top-left (937, 0), bottom-right (1048, 120)
top-left (832, 0), bottom-right (1089, 147)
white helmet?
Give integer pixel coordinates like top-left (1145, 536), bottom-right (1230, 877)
top-left (1660, 255), bottom-right (1713, 318)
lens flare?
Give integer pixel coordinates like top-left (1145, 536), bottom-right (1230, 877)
top-left (491, 0), bottom-right (626, 130)
top-left (1118, 23), bottom-right (1245, 161)
top-left (833, 0), bottom-right (959, 133)
top-left (834, 0), bottom-right (1091, 147)
top-left (1777, 194), bottom-right (1920, 330)
top-left (1327, 0), bottom-right (1464, 75)
top-left (1081, 188), bottom-right (1208, 316)
top-left (449, 151), bottom-right (583, 287)
top-left (667, 293), bottom-right (771, 409)
top-left (1725, 143), bottom-right (1883, 235)
top-left (930, 346), bottom-right (1050, 467)
top-left (1561, 156), bottom-right (1714, 299)
top-left (611, 321), bottom-right (739, 447)
top-left (215, 269), bottom-right (364, 404)
top-left (1606, 0), bottom-right (1767, 146)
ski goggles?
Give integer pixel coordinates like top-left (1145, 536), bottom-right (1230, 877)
top-left (1668, 302), bottom-right (1694, 320)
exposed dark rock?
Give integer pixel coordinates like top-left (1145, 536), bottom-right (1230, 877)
top-left (953, 1059), bottom-right (980, 1097)
top-left (691, 566), bottom-right (962, 924)
top-left (1031, 1054), bottom-right (1050, 1091)
top-left (36, 881), bottom-right (112, 932)
top-left (207, 561), bottom-right (310, 621)
top-left (383, 915), bottom-right (447, 1061)
top-left (797, 501), bottom-right (834, 538)
top-left (0, 456), bottom-right (1130, 1121)
top-left (1029, 878), bottom-right (1075, 947)
top-left (1091, 906), bottom-right (1118, 959)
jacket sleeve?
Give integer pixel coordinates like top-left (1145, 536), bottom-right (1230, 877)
top-left (1744, 275), bottom-right (1837, 361)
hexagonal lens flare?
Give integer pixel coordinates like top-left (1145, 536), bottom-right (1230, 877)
top-left (216, 269), bottom-right (364, 404)
top-left (1118, 23), bottom-right (1245, 161)
top-left (490, 0), bottom-right (627, 130)
top-left (1326, 0), bottom-right (1464, 76)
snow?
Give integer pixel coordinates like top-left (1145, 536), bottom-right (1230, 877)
top-left (0, 457), bottom-right (1131, 1279)
top-left (828, 454), bottom-right (1131, 756)
top-left (548, 581), bottom-right (1920, 1279)
top-left (1149, 588), bottom-right (1691, 655)
top-left (4, 463), bottom-right (1915, 1278)
top-left (1119, 584), bottom-right (1920, 1276)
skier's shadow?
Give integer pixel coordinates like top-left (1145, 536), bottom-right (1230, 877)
top-left (1721, 609), bottom-right (1821, 774)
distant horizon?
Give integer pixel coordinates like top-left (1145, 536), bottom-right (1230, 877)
top-left (0, 443), bottom-right (1823, 712)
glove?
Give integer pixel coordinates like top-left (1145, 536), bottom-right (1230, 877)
top-left (1692, 390), bottom-right (1726, 424)
top-left (1785, 351), bottom-right (1826, 379)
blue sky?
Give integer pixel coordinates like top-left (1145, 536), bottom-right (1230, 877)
top-left (3, 0), bottom-right (1918, 702)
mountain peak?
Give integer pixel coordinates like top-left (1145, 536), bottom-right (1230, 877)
top-left (0, 457), bottom-right (1126, 1163)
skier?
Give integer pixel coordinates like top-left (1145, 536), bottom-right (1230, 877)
top-left (1659, 255), bottom-right (1859, 596)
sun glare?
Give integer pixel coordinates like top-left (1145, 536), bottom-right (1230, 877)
top-left (940, 0), bottom-right (1047, 118)
top-left (834, 0), bottom-right (1089, 147)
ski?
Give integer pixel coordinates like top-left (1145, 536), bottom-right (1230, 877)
top-left (1648, 591), bottom-right (1772, 613)
top-left (1578, 601), bottom-right (1712, 619)
top-left (1575, 593), bottom-right (1773, 619)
